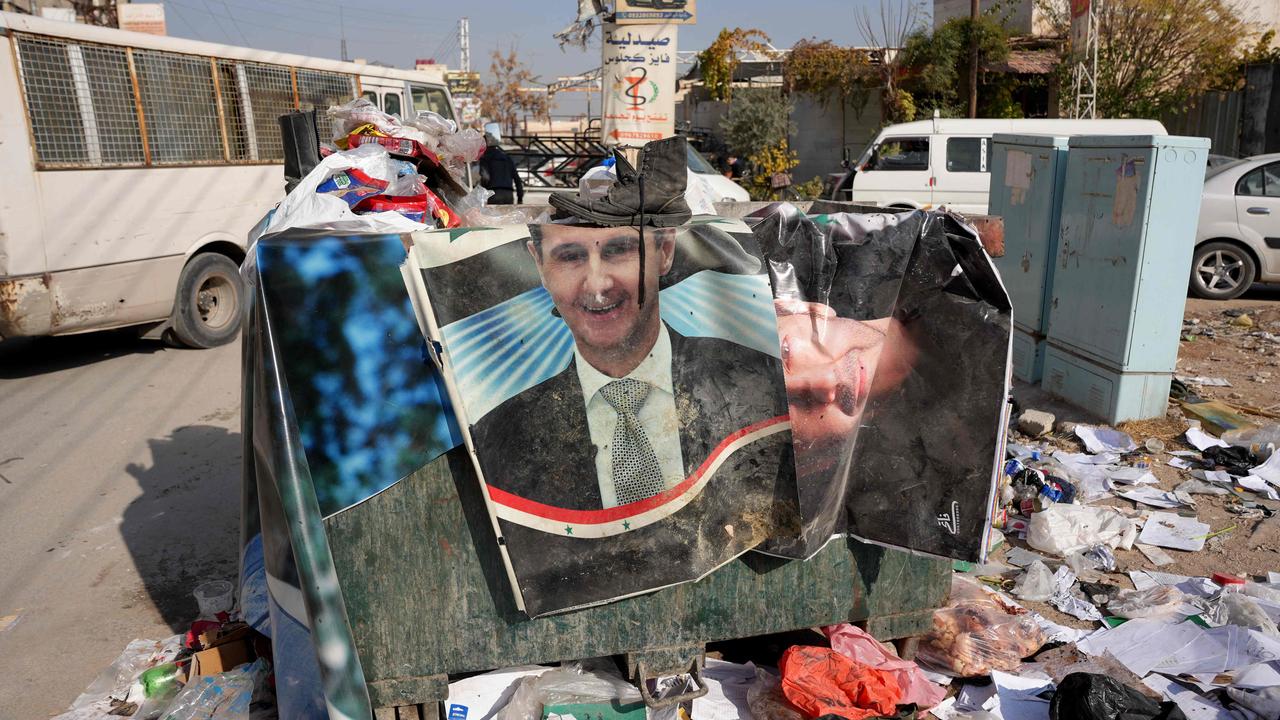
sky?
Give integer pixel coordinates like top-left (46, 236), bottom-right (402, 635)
top-left (144, 0), bottom-right (925, 115)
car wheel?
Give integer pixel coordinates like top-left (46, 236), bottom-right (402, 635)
top-left (171, 253), bottom-right (243, 348)
top-left (1189, 241), bottom-right (1256, 300)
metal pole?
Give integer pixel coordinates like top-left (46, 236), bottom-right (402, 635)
top-left (969, 0), bottom-right (980, 118)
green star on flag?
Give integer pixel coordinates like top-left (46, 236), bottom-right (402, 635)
top-left (564, 525), bottom-right (574, 535)
top-left (622, 520), bottom-right (631, 530)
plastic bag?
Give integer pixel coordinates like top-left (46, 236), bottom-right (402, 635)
top-left (1107, 586), bottom-right (1187, 619)
top-left (438, 128), bottom-right (486, 170)
top-left (746, 668), bottom-right (804, 720)
top-left (161, 658), bottom-right (268, 720)
top-left (779, 645), bottom-right (902, 720)
top-left (1049, 672), bottom-right (1187, 720)
top-left (407, 110), bottom-right (457, 136)
top-left (263, 144), bottom-right (427, 237)
top-left (1027, 504), bottom-right (1138, 556)
top-left (1205, 592), bottom-right (1280, 635)
top-left (917, 577), bottom-right (1047, 677)
top-left (53, 636), bottom-right (183, 720)
top-left (823, 623), bottom-right (946, 709)
top-left (1013, 560), bottom-right (1056, 602)
top-left (494, 664), bottom-right (642, 720)
top-left (328, 97), bottom-right (426, 143)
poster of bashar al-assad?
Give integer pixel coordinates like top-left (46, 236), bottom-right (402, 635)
top-left (405, 218), bottom-right (798, 617)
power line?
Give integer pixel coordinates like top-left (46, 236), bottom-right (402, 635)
top-left (166, 0), bottom-right (438, 42)
top-left (218, 0), bottom-right (251, 45)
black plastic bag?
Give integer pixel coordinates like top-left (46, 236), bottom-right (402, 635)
top-left (1050, 673), bottom-right (1187, 720)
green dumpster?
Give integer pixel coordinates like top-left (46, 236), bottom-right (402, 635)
top-left (240, 206), bottom-right (1008, 718)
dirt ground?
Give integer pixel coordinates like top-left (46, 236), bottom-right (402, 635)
top-left (996, 291), bottom-right (1280, 628)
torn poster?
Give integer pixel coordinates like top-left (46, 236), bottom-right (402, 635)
top-left (405, 219), bottom-right (796, 615)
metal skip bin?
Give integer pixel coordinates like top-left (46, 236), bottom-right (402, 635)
top-left (988, 134), bottom-right (1070, 383)
top-left (1042, 135), bottom-right (1211, 422)
top-left (238, 205), bottom-right (1011, 718)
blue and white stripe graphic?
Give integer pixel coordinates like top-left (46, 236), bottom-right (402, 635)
top-left (440, 270), bottom-right (782, 422)
top-left (659, 271), bottom-right (781, 360)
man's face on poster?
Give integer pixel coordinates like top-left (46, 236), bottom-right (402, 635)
top-left (775, 299), bottom-right (917, 470)
top-left (529, 224), bottom-right (676, 364)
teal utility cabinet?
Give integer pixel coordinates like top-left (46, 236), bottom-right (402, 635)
top-left (988, 134), bottom-right (1070, 383)
top-left (1042, 135), bottom-right (1210, 422)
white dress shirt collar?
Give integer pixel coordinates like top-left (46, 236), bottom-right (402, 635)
top-left (574, 323), bottom-right (675, 398)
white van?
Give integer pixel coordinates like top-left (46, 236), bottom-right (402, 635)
top-left (0, 11), bottom-right (457, 346)
top-left (830, 118), bottom-right (1168, 215)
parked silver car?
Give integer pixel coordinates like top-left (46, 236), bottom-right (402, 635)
top-left (1191, 153), bottom-right (1280, 299)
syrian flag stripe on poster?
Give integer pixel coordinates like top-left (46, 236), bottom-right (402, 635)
top-left (602, 23), bottom-right (677, 146)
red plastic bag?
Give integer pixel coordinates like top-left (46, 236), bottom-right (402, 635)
top-left (780, 645), bottom-right (903, 719)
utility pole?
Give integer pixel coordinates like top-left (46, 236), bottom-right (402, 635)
top-left (968, 0), bottom-right (979, 118)
top-left (459, 17), bottom-right (470, 73)
top-left (339, 6), bottom-right (348, 62)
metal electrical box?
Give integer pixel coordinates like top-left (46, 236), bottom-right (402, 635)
top-left (1042, 135), bottom-right (1210, 422)
top-left (988, 134), bottom-right (1070, 383)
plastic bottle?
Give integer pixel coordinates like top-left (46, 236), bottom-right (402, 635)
top-left (1221, 425), bottom-right (1280, 460)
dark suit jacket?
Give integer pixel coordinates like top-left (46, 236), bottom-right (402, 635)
top-left (471, 326), bottom-right (788, 509)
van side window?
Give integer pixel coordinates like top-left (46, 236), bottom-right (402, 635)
top-left (867, 137), bottom-right (929, 171)
top-left (362, 90), bottom-right (379, 107)
top-left (411, 85), bottom-right (455, 121)
top-left (946, 137), bottom-right (989, 173)
top-left (384, 92), bottom-right (402, 118)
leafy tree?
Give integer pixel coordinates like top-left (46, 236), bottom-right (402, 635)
top-left (898, 13), bottom-right (1013, 118)
top-left (697, 28), bottom-right (774, 102)
top-left (783, 39), bottom-right (873, 109)
top-left (1038, 0), bottom-right (1248, 117)
top-left (719, 87), bottom-right (792, 160)
top-left (474, 47), bottom-right (550, 136)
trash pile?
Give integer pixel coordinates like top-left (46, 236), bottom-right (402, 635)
top-left (54, 580), bottom-right (274, 720)
top-left (262, 98), bottom-right (547, 238)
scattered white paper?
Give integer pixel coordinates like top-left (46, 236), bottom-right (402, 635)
top-left (1270, 572), bottom-right (1280, 584)
top-left (1057, 451), bottom-right (1124, 466)
top-left (1142, 674), bottom-right (1234, 720)
top-left (928, 696), bottom-right (959, 720)
top-left (1137, 543), bottom-right (1176, 567)
top-left (1186, 427), bottom-right (1229, 451)
top-left (1233, 661), bottom-right (1280, 690)
top-left (1170, 457), bottom-right (1195, 470)
top-left (1007, 443), bottom-right (1036, 461)
top-left (693, 659), bottom-right (756, 720)
top-left (1077, 618), bottom-right (1205, 677)
top-left (955, 682), bottom-right (999, 713)
top-left (1076, 426), bottom-right (1138, 454)
top-left (1177, 375), bottom-right (1233, 387)
top-left (992, 670), bottom-right (1055, 720)
top-left (1109, 466), bottom-right (1160, 485)
top-left (1048, 565), bottom-right (1103, 621)
top-left (445, 665), bottom-right (552, 720)
top-left (1139, 512), bottom-right (1211, 552)
top-left (1250, 452), bottom-right (1280, 486)
top-left (1120, 487), bottom-right (1192, 508)
top-left (1129, 570), bottom-right (1220, 599)
top-left (1237, 474), bottom-right (1280, 500)
top-left (1172, 450), bottom-right (1203, 458)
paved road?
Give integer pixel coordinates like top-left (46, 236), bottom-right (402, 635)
top-left (0, 330), bottom-right (241, 719)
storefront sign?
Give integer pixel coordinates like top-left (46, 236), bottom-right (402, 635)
top-left (601, 23), bottom-right (677, 146)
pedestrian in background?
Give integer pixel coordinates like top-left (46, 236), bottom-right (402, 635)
top-left (478, 123), bottom-right (524, 205)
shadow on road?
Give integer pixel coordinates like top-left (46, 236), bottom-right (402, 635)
top-left (0, 328), bottom-right (166, 379)
top-left (1239, 283), bottom-right (1280, 302)
top-left (123, 424), bottom-right (242, 631)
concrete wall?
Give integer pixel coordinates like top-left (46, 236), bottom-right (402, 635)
top-left (676, 87), bottom-right (884, 187)
top-left (789, 93), bottom-right (884, 186)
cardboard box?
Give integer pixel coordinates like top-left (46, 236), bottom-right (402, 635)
top-left (189, 624), bottom-right (255, 677)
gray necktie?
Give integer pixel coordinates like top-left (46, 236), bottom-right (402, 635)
top-left (599, 378), bottom-right (666, 505)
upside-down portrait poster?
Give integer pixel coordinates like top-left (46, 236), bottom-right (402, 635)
top-left (405, 218), bottom-right (800, 616)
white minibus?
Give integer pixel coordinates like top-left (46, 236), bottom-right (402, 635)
top-left (830, 117), bottom-right (1169, 215)
top-left (0, 11), bottom-right (457, 346)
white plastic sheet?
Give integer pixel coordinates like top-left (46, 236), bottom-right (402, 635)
top-left (1026, 504), bottom-right (1138, 556)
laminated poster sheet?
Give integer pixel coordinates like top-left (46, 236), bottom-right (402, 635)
top-left (404, 210), bottom-right (1012, 615)
top-left (406, 219), bottom-right (797, 616)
